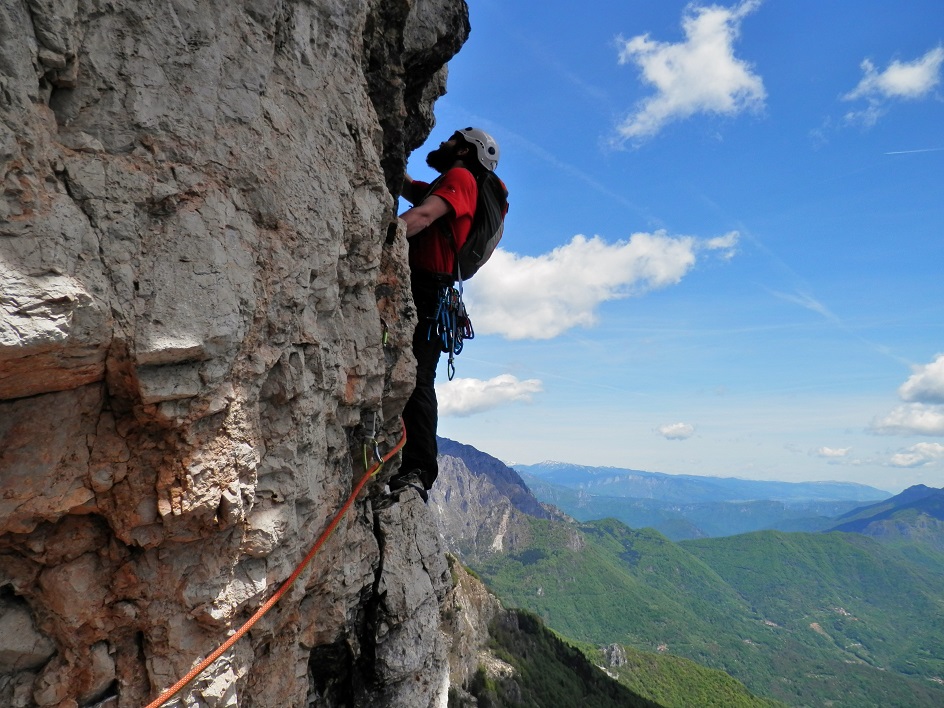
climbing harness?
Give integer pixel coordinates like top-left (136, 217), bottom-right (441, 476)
top-left (144, 420), bottom-right (407, 708)
top-left (429, 283), bottom-right (473, 380)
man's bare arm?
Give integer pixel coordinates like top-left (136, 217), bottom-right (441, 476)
top-left (399, 194), bottom-right (450, 238)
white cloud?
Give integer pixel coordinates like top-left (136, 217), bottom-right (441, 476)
top-left (871, 354), bottom-right (944, 436)
top-left (843, 47), bottom-right (944, 126)
top-left (889, 442), bottom-right (944, 468)
top-left (466, 230), bottom-right (738, 340)
top-left (437, 375), bottom-right (543, 417)
top-left (659, 422), bottom-right (695, 440)
top-left (845, 47), bottom-right (944, 101)
top-left (870, 403), bottom-right (944, 436)
top-left (705, 231), bottom-right (739, 255)
top-left (817, 447), bottom-right (851, 459)
top-left (898, 353), bottom-right (944, 404)
top-left (615, 0), bottom-right (765, 141)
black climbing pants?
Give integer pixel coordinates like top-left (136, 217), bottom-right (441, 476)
top-left (400, 273), bottom-right (450, 491)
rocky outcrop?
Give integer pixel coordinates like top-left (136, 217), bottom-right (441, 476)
top-left (437, 438), bottom-right (555, 521)
top-left (430, 449), bottom-right (575, 562)
top-left (0, 1), bottom-right (469, 706)
top-left (439, 559), bottom-right (513, 706)
top-left (430, 455), bottom-right (536, 561)
top-left (602, 643), bottom-right (628, 668)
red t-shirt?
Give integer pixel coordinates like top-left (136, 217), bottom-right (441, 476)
top-left (408, 167), bottom-right (478, 277)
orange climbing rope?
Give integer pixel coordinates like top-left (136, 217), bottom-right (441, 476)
top-left (144, 420), bottom-right (406, 708)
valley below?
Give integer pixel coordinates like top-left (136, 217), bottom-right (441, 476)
top-left (432, 438), bottom-right (944, 707)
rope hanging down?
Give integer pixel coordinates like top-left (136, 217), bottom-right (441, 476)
top-left (144, 420), bottom-right (407, 708)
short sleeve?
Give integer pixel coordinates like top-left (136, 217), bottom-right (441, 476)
top-left (430, 169), bottom-right (477, 221)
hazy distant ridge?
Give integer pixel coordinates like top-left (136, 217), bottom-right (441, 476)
top-left (828, 484), bottom-right (944, 550)
top-left (515, 461), bottom-right (890, 503)
top-left (832, 484), bottom-right (944, 526)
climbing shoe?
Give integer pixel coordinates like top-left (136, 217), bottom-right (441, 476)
top-left (390, 471), bottom-right (429, 504)
top-left (373, 471), bottom-right (428, 510)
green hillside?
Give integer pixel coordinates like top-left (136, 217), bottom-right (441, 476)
top-left (464, 606), bottom-right (782, 708)
top-left (470, 518), bottom-right (944, 707)
top-left (828, 485), bottom-right (944, 552)
top-left (682, 530), bottom-right (944, 681)
top-left (583, 643), bottom-right (786, 708)
top-left (461, 609), bottom-right (664, 708)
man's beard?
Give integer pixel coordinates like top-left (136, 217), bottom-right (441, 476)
top-left (426, 143), bottom-right (459, 173)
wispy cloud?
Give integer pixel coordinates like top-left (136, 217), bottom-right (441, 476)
top-left (766, 287), bottom-right (914, 369)
top-left (705, 231), bottom-right (739, 250)
top-left (884, 147), bottom-right (944, 155)
top-left (614, 0), bottom-right (765, 142)
top-left (466, 230), bottom-right (739, 340)
top-left (843, 46), bottom-right (944, 127)
top-left (768, 289), bottom-right (838, 321)
top-left (658, 422), bottom-right (695, 440)
top-left (817, 447), bottom-right (851, 459)
top-left (437, 375), bottom-right (543, 417)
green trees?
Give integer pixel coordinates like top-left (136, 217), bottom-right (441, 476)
top-left (464, 608), bottom-right (663, 708)
top-left (470, 519), bottom-right (944, 707)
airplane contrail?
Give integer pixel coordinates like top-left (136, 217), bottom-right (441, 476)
top-left (884, 147), bottom-right (944, 155)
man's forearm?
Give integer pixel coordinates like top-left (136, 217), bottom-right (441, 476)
top-left (399, 210), bottom-right (430, 238)
top-left (399, 194), bottom-right (450, 238)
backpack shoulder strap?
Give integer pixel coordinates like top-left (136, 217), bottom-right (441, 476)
top-left (412, 174), bottom-right (446, 204)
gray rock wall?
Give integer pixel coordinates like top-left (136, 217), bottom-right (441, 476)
top-left (431, 455), bottom-right (536, 561)
top-left (0, 0), bottom-right (468, 705)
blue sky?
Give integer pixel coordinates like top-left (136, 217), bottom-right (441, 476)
top-left (402, 0), bottom-right (944, 492)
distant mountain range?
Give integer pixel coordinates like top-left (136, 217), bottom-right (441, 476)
top-left (432, 438), bottom-right (944, 708)
top-left (832, 484), bottom-right (944, 535)
top-left (829, 484), bottom-right (944, 551)
top-left (514, 460), bottom-right (889, 502)
top-left (512, 459), bottom-right (890, 540)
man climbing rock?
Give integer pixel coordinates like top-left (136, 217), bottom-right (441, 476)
top-left (388, 127), bottom-right (504, 505)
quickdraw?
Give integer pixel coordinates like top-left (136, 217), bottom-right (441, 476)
top-left (429, 285), bottom-right (474, 380)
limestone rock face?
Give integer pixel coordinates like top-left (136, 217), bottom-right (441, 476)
top-left (431, 455), bottom-right (536, 560)
top-left (440, 559), bottom-right (503, 693)
top-left (0, 0), bottom-right (469, 706)
top-left (603, 643), bottom-right (628, 668)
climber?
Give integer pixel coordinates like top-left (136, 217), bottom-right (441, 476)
top-left (386, 127), bottom-right (503, 506)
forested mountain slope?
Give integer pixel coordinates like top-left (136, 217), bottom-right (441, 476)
top-left (434, 443), bottom-right (944, 707)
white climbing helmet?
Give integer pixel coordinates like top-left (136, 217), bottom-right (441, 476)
top-left (457, 127), bottom-right (500, 172)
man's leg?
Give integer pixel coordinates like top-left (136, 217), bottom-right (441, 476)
top-left (400, 322), bottom-right (442, 491)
